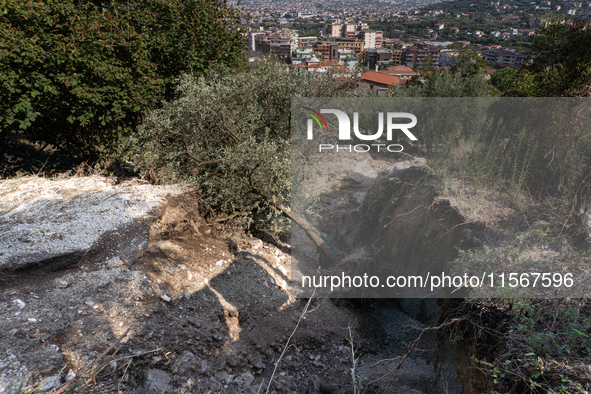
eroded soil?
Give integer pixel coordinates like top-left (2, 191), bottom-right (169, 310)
top-left (0, 155), bottom-right (463, 394)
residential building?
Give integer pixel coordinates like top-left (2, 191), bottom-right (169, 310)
top-left (342, 23), bottom-right (359, 37)
top-left (403, 42), bottom-right (440, 70)
top-left (298, 36), bottom-right (319, 48)
top-left (358, 70), bottom-right (400, 94)
top-left (248, 31), bottom-right (264, 51)
top-left (482, 48), bottom-right (528, 67)
top-left (364, 49), bottom-right (393, 69)
top-left (315, 37), bottom-right (364, 59)
top-left (378, 65), bottom-right (418, 82)
top-left (254, 33), bottom-right (298, 61)
top-left (362, 31), bottom-right (383, 49)
top-left (268, 36), bottom-right (298, 61)
top-left (438, 49), bottom-right (459, 67)
top-left (323, 23), bottom-right (342, 37)
top-left (297, 58), bottom-right (352, 76)
top-left (390, 49), bottom-right (403, 66)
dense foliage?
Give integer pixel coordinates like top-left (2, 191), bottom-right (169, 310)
top-left (0, 0), bottom-right (246, 161)
top-left (510, 17), bottom-right (591, 97)
top-left (391, 68), bottom-right (493, 98)
top-left (490, 67), bottom-right (518, 93)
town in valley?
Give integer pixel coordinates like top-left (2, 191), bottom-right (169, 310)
top-left (235, 0), bottom-right (591, 90)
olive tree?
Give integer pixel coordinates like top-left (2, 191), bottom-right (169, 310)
top-left (131, 62), bottom-right (356, 238)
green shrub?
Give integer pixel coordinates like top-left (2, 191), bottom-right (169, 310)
top-left (490, 67), bottom-right (518, 94)
top-left (0, 0), bottom-right (245, 161)
top-left (131, 62), bottom-right (357, 235)
top-left (390, 69), bottom-right (494, 98)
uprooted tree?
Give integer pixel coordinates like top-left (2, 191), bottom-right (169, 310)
top-left (131, 62), bottom-right (358, 262)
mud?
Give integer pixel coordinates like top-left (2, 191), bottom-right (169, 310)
top-left (0, 155), bottom-right (471, 393)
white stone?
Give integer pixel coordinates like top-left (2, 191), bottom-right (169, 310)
top-left (12, 299), bottom-right (25, 309)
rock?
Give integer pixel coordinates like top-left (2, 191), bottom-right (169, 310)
top-left (136, 369), bottom-right (171, 394)
top-left (344, 172), bottom-right (366, 185)
top-left (216, 371), bottom-right (232, 384)
top-left (310, 375), bottom-right (321, 390)
top-left (12, 299), bottom-right (26, 309)
top-left (206, 378), bottom-right (222, 392)
top-left (66, 369), bottom-right (76, 381)
top-left (0, 176), bottom-right (188, 271)
top-left (57, 280), bottom-right (69, 288)
top-left (187, 318), bottom-right (201, 328)
top-left (229, 241), bottom-right (238, 255)
top-left (234, 371), bottom-right (254, 387)
top-left (160, 295), bottom-right (171, 303)
top-left (253, 358), bottom-right (264, 370)
top-left (39, 375), bottom-right (60, 390)
top-left (172, 351), bottom-right (195, 375)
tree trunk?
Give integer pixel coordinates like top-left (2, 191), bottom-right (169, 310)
top-left (275, 204), bottom-right (339, 267)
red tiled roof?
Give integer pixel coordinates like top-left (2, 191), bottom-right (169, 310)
top-left (360, 71), bottom-right (400, 86)
top-left (385, 65), bottom-right (415, 73)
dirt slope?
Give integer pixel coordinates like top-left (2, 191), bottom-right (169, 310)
top-left (0, 158), bottom-right (464, 394)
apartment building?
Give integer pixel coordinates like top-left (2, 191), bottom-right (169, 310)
top-left (403, 42), bottom-right (440, 70)
top-left (248, 31), bottom-right (264, 51)
top-left (254, 33), bottom-right (298, 61)
top-left (342, 23), bottom-right (359, 37)
top-left (482, 48), bottom-right (528, 67)
top-left (315, 37), bottom-right (364, 59)
top-left (364, 31), bottom-right (378, 49)
top-left (364, 48), bottom-right (394, 69)
top-left (298, 36), bottom-right (319, 48)
top-left (322, 22), bottom-right (372, 40)
top-left (323, 23), bottom-right (342, 37)
top-left (438, 49), bottom-right (459, 67)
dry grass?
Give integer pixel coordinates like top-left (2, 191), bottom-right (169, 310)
top-left (431, 146), bottom-right (591, 392)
